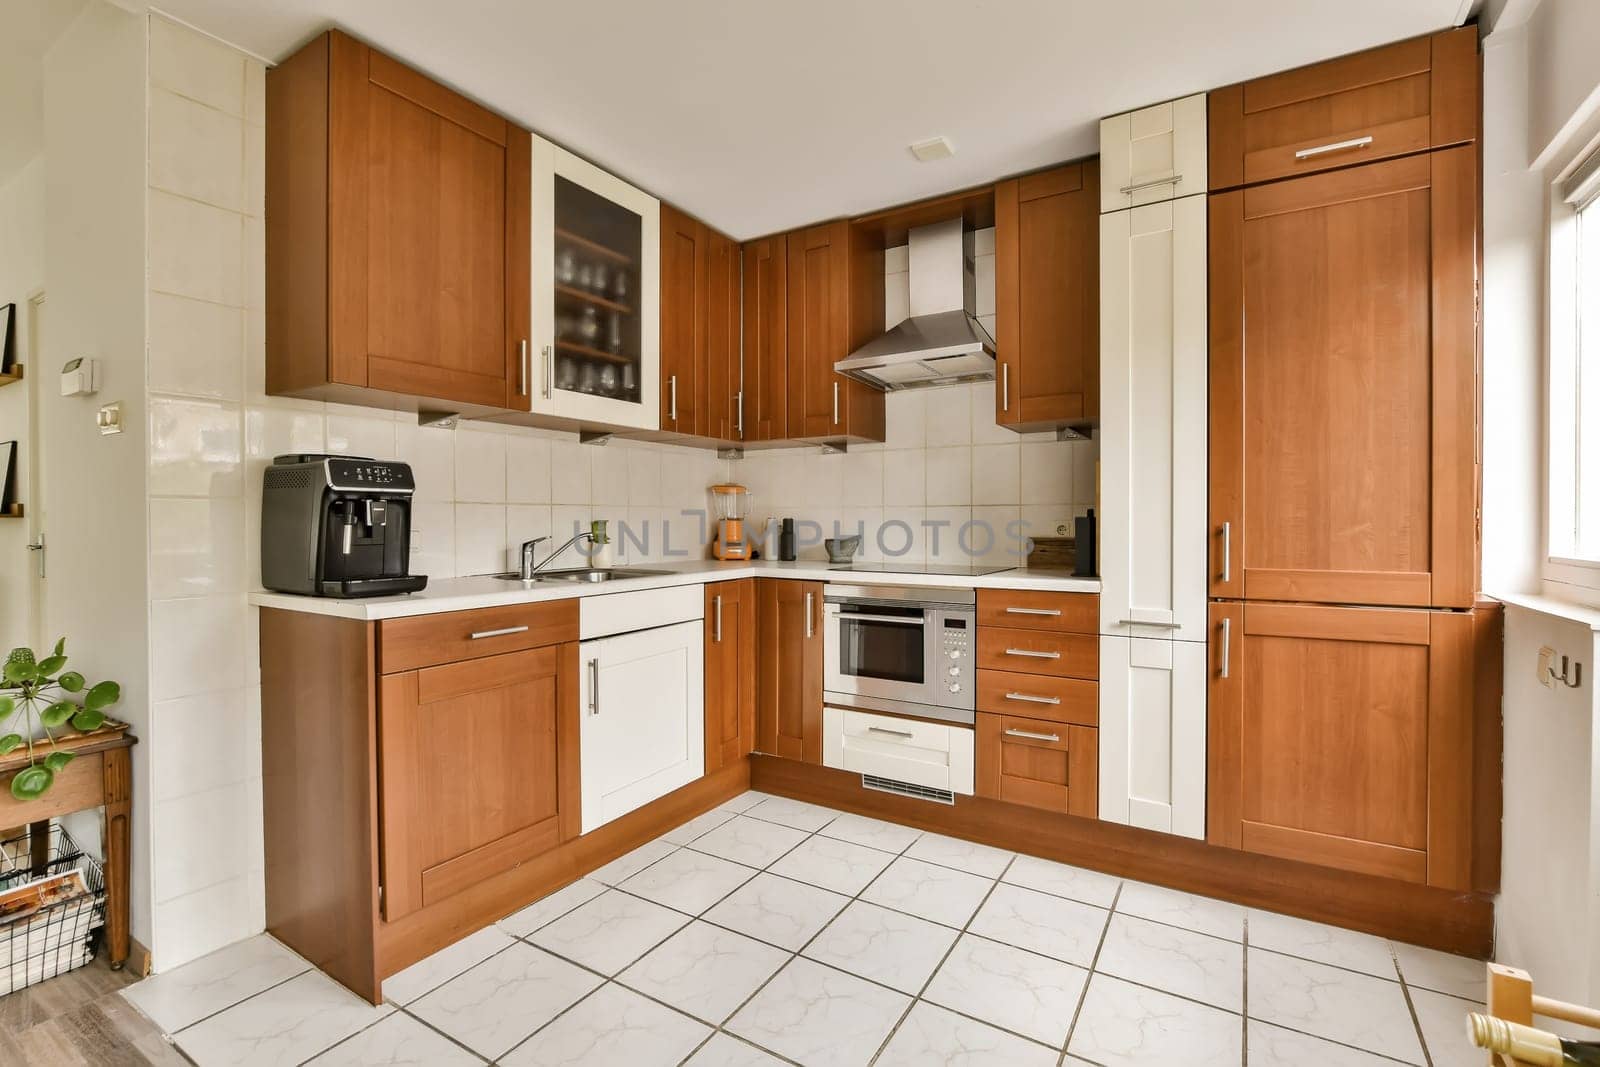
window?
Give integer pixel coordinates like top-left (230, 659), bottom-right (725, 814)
top-left (1548, 145), bottom-right (1600, 597)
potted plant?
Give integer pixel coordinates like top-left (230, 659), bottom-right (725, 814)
top-left (0, 641), bottom-right (122, 800)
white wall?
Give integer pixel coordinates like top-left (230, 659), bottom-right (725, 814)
top-left (42, 0), bottom-right (152, 954)
top-left (0, 158), bottom-right (45, 649)
top-left (1524, 0), bottom-right (1600, 167)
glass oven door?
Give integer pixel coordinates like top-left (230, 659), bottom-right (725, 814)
top-left (828, 601), bottom-right (933, 705)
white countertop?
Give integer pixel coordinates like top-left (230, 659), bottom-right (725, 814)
top-left (247, 559), bottom-right (1101, 621)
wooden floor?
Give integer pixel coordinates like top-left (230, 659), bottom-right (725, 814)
top-left (0, 956), bottom-right (182, 1067)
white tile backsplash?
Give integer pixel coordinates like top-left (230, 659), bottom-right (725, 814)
top-left (148, 87), bottom-right (245, 212)
top-left (148, 189), bottom-right (243, 306)
top-left (149, 293), bottom-right (245, 401)
top-left (150, 13), bottom-right (247, 116)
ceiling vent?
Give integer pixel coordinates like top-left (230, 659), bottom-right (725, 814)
top-left (909, 136), bottom-right (955, 162)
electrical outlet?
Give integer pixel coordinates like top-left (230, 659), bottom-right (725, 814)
top-left (97, 402), bottom-right (123, 435)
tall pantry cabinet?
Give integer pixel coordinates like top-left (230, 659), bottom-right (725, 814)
top-left (1205, 27), bottom-right (1498, 893)
top-left (1096, 94), bottom-right (1210, 839)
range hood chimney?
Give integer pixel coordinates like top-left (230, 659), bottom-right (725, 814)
top-left (834, 218), bottom-right (995, 391)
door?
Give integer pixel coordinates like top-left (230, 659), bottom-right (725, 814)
top-left (756, 579), bottom-right (823, 763)
top-left (343, 42), bottom-right (528, 409)
top-left (1210, 147), bottom-right (1478, 608)
top-left (528, 142), bottom-right (661, 430)
top-left (25, 293), bottom-right (46, 647)
top-left (705, 580), bottom-right (755, 773)
top-left (1098, 635), bottom-right (1206, 838)
top-left (1206, 601), bottom-right (1478, 887)
top-left (1099, 93), bottom-right (1208, 211)
top-left (787, 223), bottom-right (849, 438)
top-left (659, 204), bottom-right (704, 435)
top-left (703, 228), bottom-right (740, 441)
top-left (742, 234), bottom-right (788, 441)
top-left (377, 643), bottom-right (578, 919)
top-left (994, 162), bottom-right (1100, 430)
top-left (1098, 196), bottom-right (1207, 641)
top-left (580, 620), bottom-right (704, 833)
top-left (975, 713), bottom-right (1097, 817)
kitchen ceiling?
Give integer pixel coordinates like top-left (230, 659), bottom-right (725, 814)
top-left (151, 0), bottom-right (1471, 239)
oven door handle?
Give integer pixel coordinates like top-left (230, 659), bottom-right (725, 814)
top-left (835, 612), bottom-right (926, 626)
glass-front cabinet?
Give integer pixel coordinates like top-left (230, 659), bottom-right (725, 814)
top-left (525, 138), bottom-right (660, 429)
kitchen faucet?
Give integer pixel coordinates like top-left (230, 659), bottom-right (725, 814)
top-left (519, 531), bottom-right (595, 580)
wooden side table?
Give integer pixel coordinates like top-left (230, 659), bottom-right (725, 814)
top-left (0, 729), bottom-right (134, 969)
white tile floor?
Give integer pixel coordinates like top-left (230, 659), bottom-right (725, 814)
top-left (121, 790), bottom-right (1492, 1066)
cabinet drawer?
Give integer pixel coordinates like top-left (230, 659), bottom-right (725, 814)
top-left (823, 707), bottom-right (975, 795)
top-left (977, 627), bottom-right (1097, 680)
top-left (975, 713), bottom-right (1097, 818)
top-left (1208, 28), bottom-right (1477, 190)
top-left (976, 590), bottom-right (1097, 634)
top-left (976, 670), bottom-right (1097, 726)
top-left (379, 600), bottom-right (578, 673)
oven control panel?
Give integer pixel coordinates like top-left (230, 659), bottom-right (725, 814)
top-left (940, 617), bottom-right (971, 696)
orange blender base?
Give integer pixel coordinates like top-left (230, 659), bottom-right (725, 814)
top-left (714, 518), bottom-right (748, 560)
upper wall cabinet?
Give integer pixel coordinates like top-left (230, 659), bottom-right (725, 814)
top-left (994, 162), bottom-right (1100, 432)
top-left (267, 30), bottom-right (531, 412)
top-left (1100, 94), bottom-right (1207, 211)
top-left (786, 222), bottom-right (886, 443)
top-left (1208, 27), bottom-right (1478, 191)
top-left (741, 234), bottom-right (789, 443)
top-left (521, 141), bottom-right (660, 431)
top-left (658, 205), bottom-right (740, 441)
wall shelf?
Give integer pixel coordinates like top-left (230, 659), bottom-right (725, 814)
top-left (0, 505), bottom-right (23, 519)
top-left (0, 365), bottom-right (23, 390)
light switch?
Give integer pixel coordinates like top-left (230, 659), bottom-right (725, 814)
top-left (97, 402), bottom-right (123, 435)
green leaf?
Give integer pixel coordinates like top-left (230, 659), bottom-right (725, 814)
top-left (53, 638), bottom-right (65, 658)
top-left (57, 671), bottom-right (85, 693)
top-left (84, 681), bottom-right (121, 712)
top-left (70, 709), bottom-right (105, 733)
top-left (40, 701), bottom-right (76, 729)
top-left (0, 735), bottom-right (22, 756)
top-left (2, 659), bottom-right (35, 686)
top-left (0, 696), bottom-right (12, 720)
top-left (42, 751), bottom-right (73, 773)
top-left (10, 765), bottom-right (53, 801)
top-left (36, 655), bottom-right (66, 677)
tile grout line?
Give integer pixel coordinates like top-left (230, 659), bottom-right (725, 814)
top-left (1058, 879), bottom-right (1123, 1066)
top-left (1392, 943), bottom-right (1436, 1067)
top-left (1241, 907), bottom-right (1249, 1067)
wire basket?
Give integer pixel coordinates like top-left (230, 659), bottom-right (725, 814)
top-left (0, 823), bottom-right (106, 995)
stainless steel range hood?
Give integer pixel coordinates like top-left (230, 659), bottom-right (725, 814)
top-left (834, 218), bottom-right (995, 391)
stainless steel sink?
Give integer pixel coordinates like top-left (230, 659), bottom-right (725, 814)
top-left (487, 567), bottom-right (670, 584)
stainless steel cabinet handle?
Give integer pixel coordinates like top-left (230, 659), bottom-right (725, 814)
top-left (1004, 648), bottom-right (1061, 659)
top-left (867, 725), bottom-right (915, 740)
top-left (588, 658), bottom-right (600, 715)
top-left (714, 594), bottom-right (723, 642)
top-left (1294, 135), bottom-right (1374, 160)
top-left (1118, 172), bottom-right (1181, 195)
top-left (832, 381), bottom-right (840, 426)
top-left (1004, 727), bottom-right (1061, 743)
top-left (805, 592), bottom-right (815, 638)
top-left (518, 339), bottom-right (528, 397)
top-left (1005, 692), bottom-right (1062, 705)
top-left (669, 375), bottom-right (678, 422)
top-left (1001, 363), bottom-right (1010, 412)
top-left (542, 345), bottom-right (553, 399)
top-left (470, 625), bottom-right (529, 640)
top-left (840, 612), bottom-right (925, 626)
top-left (1219, 618), bottom-right (1231, 679)
top-left (1005, 606), bottom-right (1060, 617)
top-left (1116, 619), bottom-right (1182, 629)
top-left (1220, 522), bottom-right (1232, 584)
top-left (736, 390), bottom-right (744, 436)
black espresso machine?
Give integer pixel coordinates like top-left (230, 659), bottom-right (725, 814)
top-left (261, 454), bottom-right (428, 598)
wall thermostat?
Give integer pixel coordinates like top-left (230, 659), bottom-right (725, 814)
top-left (60, 357), bottom-right (100, 397)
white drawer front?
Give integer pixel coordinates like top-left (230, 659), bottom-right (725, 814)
top-left (580, 584), bottom-right (702, 640)
top-left (823, 707), bottom-right (974, 795)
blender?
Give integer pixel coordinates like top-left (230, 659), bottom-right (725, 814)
top-left (710, 484), bottom-right (752, 560)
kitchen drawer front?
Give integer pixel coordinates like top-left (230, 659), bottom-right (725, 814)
top-left (378, 600), bottom-right (579, 673)
top-left (580, 584), bottom-right (702, 640)
top-left (976, 589), bottom-right (1097, 634)
top-left (977, 627), bottom-right (1098, 680)
top-left (1208, 27), bottom-right (1477, 190)
top-left (976, 669), bottom-right (1097, 726)
top-left (975, 712), bottom-right (1097, 817)
top-left (822, 707), bottom-right (975, 795)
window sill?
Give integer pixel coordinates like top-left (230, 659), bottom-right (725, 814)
top-left (1486, 589), bottom-right (1600, 631)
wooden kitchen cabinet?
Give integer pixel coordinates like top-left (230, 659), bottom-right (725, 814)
top-left (786, 222), bottom-right (886, 442)
top-left (659, 203), bottom-right (705, 436)
top-left (704, 580), bottom-right (756, 773)
top-left (267, 30), bottom-right (530, 412)
top-left (1207, 600), bottom-right (1500, 891)
top-left (378, 642), bottom-right (578, 920)
top-left (976, 713), bottom-right (1097, 818)
top-left (742, 234), bottom-right (789, 442)
top-left (1208, 27), bottom-right (1478, 191)
top-left (703, 228), bottom-right (741, 441)
top-left (755, 579), bottom-right (824, 763)
top-left (994, 162), bottom-right (1100, 432)
top-left (1209, 146), bottom-right (1478, 608)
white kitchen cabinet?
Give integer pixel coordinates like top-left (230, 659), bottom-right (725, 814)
top-left (1098, 636), bottom-right (1205, 838)
top-left (1099, 93), bottom-right (1207, 212)
top-left (1098, 194), bottom-right (1207, 641)
top-left (523, 138), bottom-right (661, 430)
top-left (578, 618), bottom-right (703, 833)
top-left (822, 707), bottom-right (975, 796)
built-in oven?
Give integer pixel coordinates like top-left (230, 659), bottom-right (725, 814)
top-left (823, 584), bottom-right (976, 725)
